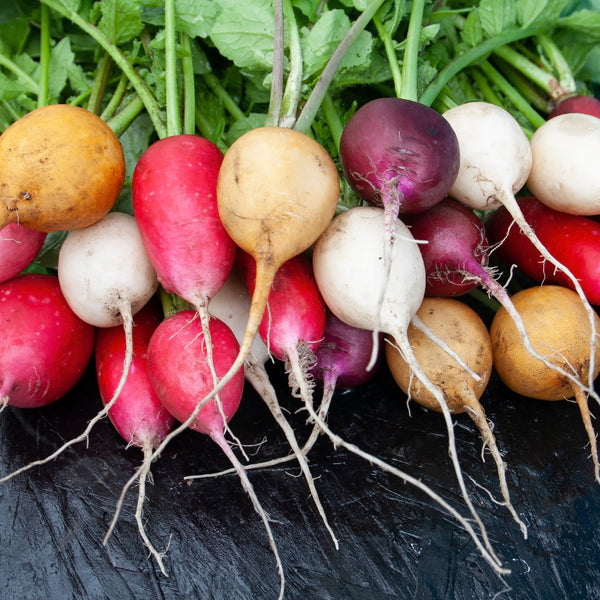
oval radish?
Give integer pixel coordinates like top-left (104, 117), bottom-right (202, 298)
top-left (490, 285), bottom-right (600, 483)
top-left (0, 273), bottom-right (95, 410)
top-left (385, 297), bottom-right (526, 537)
top-left (96, 298), bottom-right (174, 574)
top-left (0, 223), bottom-right (47, 283)
top-left (0, 104), bottom-right (125, 232)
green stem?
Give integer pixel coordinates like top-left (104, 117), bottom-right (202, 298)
top-left (38, 3), bottom-right (51, 107)
top-left (279, 0), bottom-right (303, 128)
top-left (87, 52), bottom-right (112, 114)
top-left (373, 13), bottom-right (402, 99)
top-left (492, 56), bottom-right (550, 112)
top-left (400, 0), bottom-right (425, 101)
top-left (470, 67), bottom-right (503, 106)
top-left (479, 60), bottom-right (545, 129)
top-left (0, 54), bottom-right (38, 94)
top-left (106, 94), bottom-right (144, 138)
top-left (41, 0), bottom-right (166, 137)
top-left (294, 0), bottom-right (387, 134)
top-left (266, 0), bottom-right (284, 127)
top-left (180, 32), bottom-right (196, 135)
top-left (321, 91), bottom-right (343, 153)
top-left (164, 0), bottom-right (181, 137)
top-left (420, 25), bottom-right (544, 107)
top-left (535, 33), bottom-right (576, 99)
top-left (100, 72), bottom-right (129, 121)
top-left (201, 71), bottom-right (245, 121)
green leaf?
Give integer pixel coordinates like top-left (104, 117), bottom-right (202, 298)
top-left (558, 8), bottom-right (600, 38)
top-left (175, 0), bottom-right (221, 39)
top-left (461, 9), bottom-right (483, 47)
top-left (48, 36), bottom-right (74, 100)
top-left (477, 0), bottom-right (518, 37)
top-left (209, 0), bottom-right (274, 72)
top-left (517, 0), bottom-right (570, 28)
top-left (97, 0), bottom-right (143, 45)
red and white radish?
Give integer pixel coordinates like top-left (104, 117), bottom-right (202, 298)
top-left (0, 223), bottom-right (47, 283)
top-left (486, 195), bottom-right (600, 306)
top-left (312, 205), bottom-right (505, 573)
top-left (527, 112), bottom-right (600, 216)
top-left (0, 273), bottom-right (95, 411)
top-left (442, 101), bottom-right (598, 393)
top-left (205, 270), bottom-right (339, 548)
top-left (132, 134), bottom-right (237, 398)
top-left (95, 298), bottom-right (174, 574)
top-left (147, 310), bottom-right (285, 598)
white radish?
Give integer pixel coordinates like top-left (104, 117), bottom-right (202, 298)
top-left (311, 205), bottom-right (506, 575)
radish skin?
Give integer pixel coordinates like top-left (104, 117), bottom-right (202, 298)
top-left (0, 224), bottom-right (46, 283)
top-left (312, 205), bottom-right (505, 573)
top-left (95, 298), bottom-right (174, 574)
top-left (0, 273), bottom-right (95, 411)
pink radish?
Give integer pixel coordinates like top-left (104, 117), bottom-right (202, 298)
top-left (549, 94), bottom-right (600, 119)
top-left (312, 204), bottom-right (507, 575)
top-left (0, 212), bottom-right (158, 483)
top-left (95, 298), bottom-right (174, 574)
top-left (147, 310), bottom-right (285, 598)
top-left (442, 100), bottom-right (599, 395)
top-left (0, 273), bottom-right (95, 410)
top-left (132, 135), bottom-right (236, 395)
top-left (0, 224), bottom-right (46, 283)
top-left (204, 270), bottom-right (339, 548)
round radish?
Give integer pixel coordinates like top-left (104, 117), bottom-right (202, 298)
top-left (0, 273), bottom-right (95, 410)
top-left (0, 224), bottom-right (46, 283)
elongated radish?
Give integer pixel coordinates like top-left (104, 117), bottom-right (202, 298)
top-left (205, 269), bottom-right (338, 548)
top-left (132, 133), bottom-right (237, 409)
top-left (485, 195), bottom-right (600, 306)
top-left (147, 310), bottom-right (285, 598)
top-left (385, 297), bottom-right (527, 537)
top-left (526, 112), bottom-right (600, 215)
top-left (442, 101), bottom-right (598, 393)
top-left (0, 212), bottom-right (158, 483)
top-left (312, 205), bottom-right (505, 573)
top-left (490, 285), bottom-right (600, 483)
top-left (0, 273), bottom-right (95, 410)
top-left (95, 298), bottom-right (174, 574)
top-left (0, 224), bottom-right (47, 283)
top-left (0, 104), bottom-right (125, 232)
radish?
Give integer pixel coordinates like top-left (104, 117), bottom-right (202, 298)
top-left (549, 95), bottom-right (600, 120)
top-left (95, 298), bottom-right (174, 575)
top-left (485, 195), bottom-right (600, 306)
top-left (0, 273), bottom-right (95, 410)
top-left (0, 224), bottom-right (46, 283)
top-left (132, 134), bottom-right (237, 399)
top-left (442, 101), bottom-right (598, 393)
top-left (526, 112), bottom-right (600, 216)
top-left (206, 270), bottom-right (339, 548)
top-left (385, 297), bottom-right (527, 537)
top-left (311, 205), bottom-right (505, 573)
top-left (490, 285), bottom-right (600, 483)
top-left (0, 212), bottom-right (158, 482)
top-left (147, 310), bottom-right (285, 598)
top-left (338, 98), bottom-right (460, 319)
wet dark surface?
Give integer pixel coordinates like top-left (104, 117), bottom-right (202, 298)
top-left (1, 356), bottom-right (599, 600)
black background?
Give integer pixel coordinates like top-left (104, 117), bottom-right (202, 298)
top-left (1, 337), bottom-right (599, 600)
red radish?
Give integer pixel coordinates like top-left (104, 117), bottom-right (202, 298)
top-left (132, 134), bottom-right (237, 400)
top-left (205, 271), bottom-right (339, 548)
top-left (0, 224), bottom-right (46, 283)
top-left (527, 112), bottom-right (600, 216)
top-left (0, 273), bottom-right (94, 410)
top-left (95, 298), bottom-right (174, 574)
top-left (486, 195), bottom-right (600, 306)
top-left (442, 101), bottom-right (598, 393)
top-left (312, 205), bottom-right (505, 574)
top-left (0, 212), bottom-right (159, 483)
top-left (146, 310), bottom-right (285, 598)
top-left (549, 95), bottom-right (600, 119)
